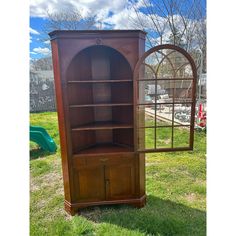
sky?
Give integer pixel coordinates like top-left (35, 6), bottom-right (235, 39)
top-left (30, 0), bottom-right (136, 59)
top-left (30, 0), bottom-right (206, 60)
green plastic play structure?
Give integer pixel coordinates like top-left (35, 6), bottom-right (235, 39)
top-left (30, 126), bottom-right (57, 153)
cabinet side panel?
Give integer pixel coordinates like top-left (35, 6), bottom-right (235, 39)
top-left (51, 40), bottom-right (72, 202)
top-left (138, 153), bottom-right (145, 196)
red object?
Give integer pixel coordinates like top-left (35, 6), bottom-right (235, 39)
top-left (199, 112), bottom-right (206, 127)
top-left (197, 103), bottom-right (206, 127)
top-left (198, 103), bottom-right (203, 119)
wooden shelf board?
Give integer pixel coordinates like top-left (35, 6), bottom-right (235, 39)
top-left (71, 121), bottom-right (133, 131)
top-left (69, 103), bottom-right (133, 108)
top-left (67, 79), bottom-right (132, 83)
top-left (74, 143), bottom-right (134, 155)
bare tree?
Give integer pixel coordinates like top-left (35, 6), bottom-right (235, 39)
top-left (42, 8), bottom-right (96, 33)
top-left (129, 0), bottom-right (206, 71)
top-left (30, 57), bottom-right (53, 71)
top-left (31, 8), bottom-right (96, 70)
top-left (38, 7), bottom-right (96, 44)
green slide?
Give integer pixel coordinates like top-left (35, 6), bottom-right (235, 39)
top-left (30, 126), bottom-right (57, 153)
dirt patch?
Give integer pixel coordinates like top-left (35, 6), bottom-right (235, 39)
top-left (80, 206), bottom-right (102, 222)
top-left (30, 172), bottom-right (42, 192)
top-left (41, 172), bottom-right (62, 186)
top-left (164, 139), bottom-right (171, 144)
top-left (185, 193), bottom-right (197, 202)
top-left (30, 167), bottom-right (63, 196)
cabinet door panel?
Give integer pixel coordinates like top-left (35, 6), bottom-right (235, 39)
top-left (73, 165), bottom-right (105, 202)
top-left (106, 162), bottom-right (135, 200)
top-left (134, 44), bottom-right (197, 153)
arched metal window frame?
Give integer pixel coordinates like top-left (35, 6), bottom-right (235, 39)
top-left (133, 44), bottom-right (197, 153)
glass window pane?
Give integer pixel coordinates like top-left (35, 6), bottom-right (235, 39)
top-left (156, 80), bottom-right (173, 103)
top-left (138, 80), bottom-right (155, 104)
top-left (138, 105), bottom-right (173, 128)
top-left (155, 103), bottom-right (173, 126)
top-left (165, 51), bottom-right (190, 75)
top-left (135, 46), bottom-right (196, 152)
top-left (173, 80), bottom-right (193, 103)
top-left (174, 104), bottom-right (192, 125)
top-left (156, 127), bottom-right (172, 148)
top-left (138, 128), bottom-right (155, 150)
top-left (173, 126), bottom-right (190, 148)
top-left (144, 107), bottom-right (155, 127)
top-left (175, 63), bottom-right (193, 78)
top-left (156, 50), bottom-right (176, 78)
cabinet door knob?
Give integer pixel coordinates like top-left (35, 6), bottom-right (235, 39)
top-left (100, 158), bottom-right (108, 162)
top-left (105, 179), bottom-right (110, 188)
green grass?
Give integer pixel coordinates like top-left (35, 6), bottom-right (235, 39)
top-left (30, 112), bottom-right (206, 236)
top-left (141, 118), bottom-right (192, 149)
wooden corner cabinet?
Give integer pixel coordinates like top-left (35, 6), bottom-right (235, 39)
top-left (49, 30), bottom-right (197, 215)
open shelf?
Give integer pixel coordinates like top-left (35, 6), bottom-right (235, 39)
top-left (69, 103), bottom-right (133, 108)
top-left (71, 121), bottom-right (133, 131)
top-left (67, 83), bottom-right (133, 106)
top-left (74, 143), bottom-right (134, 155)
top-left (71, 129), bottom-right (134, 154)
top-left (67, 45), bottom-right (135, 155)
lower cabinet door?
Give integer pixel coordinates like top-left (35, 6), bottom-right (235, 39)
top-left (73, 165), bottom-right (105, 202)
top-left (105, 160), bottom-right (136, 200)
top-left (72, 154), bottom-right (136, 203)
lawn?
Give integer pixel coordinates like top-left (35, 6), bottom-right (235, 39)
top-left (30, 112), bottom-right (206, 236)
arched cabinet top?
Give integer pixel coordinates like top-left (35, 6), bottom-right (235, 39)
top-left (66, 45), bottom-right (133, 82)
top-left (49, 30), bottom-right (146, 74)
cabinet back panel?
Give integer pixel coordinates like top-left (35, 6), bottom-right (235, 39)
top-left (94, 107), bottom-right (112, 122)
top-left (67, 84), bottom-right (93, 105)
top-left (113, 129), bottom-right (134, 147)
top-left (68, 45), bottom-right (134, 153)
top-left (71, 130), bottom-right (96, 153)
top-left (110, 48), bottom-right (133, 80)
top-left (96, 130), bottom-right (113, 144)
top-left (91, 47), bottom-right (110, 80)
top-left (69, 108), bottom-right (94, 127)
top-left (112, 106), bottom-right (133, 124)
top-left (111, 83), bottom-right (133, 103)
top-left (67, 48), bottom-right (92, 81)
top-left (92, 84), bottom-right (111, 104)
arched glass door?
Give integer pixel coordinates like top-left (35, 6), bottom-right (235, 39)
top-left (134, 44), bottom-right (197, 153)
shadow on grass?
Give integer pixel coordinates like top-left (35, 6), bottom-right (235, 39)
top-left (80, 195), bottom-right (206, 236)
top-left (30, 148), bottom-right (52, 160)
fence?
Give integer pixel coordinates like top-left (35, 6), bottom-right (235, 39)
top-left (30, 70), bottom-right (57, 112)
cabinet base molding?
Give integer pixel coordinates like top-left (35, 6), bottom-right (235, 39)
top-left (64, 195), bottom-right (146, 216)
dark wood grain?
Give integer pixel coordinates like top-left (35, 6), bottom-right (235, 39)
top-left (67, 79), bottom-right (133, 83)
top-left (69, 103), bottom-right (133, 108)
